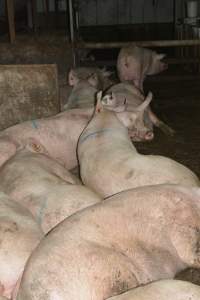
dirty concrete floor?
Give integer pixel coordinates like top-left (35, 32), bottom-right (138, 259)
top-left (141, 76), bottom-right (200, 284)
top-left (141, 76), bottom-right (200, 178)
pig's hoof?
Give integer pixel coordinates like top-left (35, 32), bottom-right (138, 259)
top-left (159, 122), bottom-right (175, 137)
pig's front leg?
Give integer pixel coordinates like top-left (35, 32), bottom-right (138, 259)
top-left (148, 108), bottom-right (175, 136)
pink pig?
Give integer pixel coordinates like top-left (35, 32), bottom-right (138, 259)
top-left (117, 45), bottom-right (168, 91)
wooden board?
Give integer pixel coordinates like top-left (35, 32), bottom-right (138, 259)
top-left (0, 64), bottom-right (60, 130)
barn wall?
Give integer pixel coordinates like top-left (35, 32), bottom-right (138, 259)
top-left (0, 1), bottom-right (197, 26)
top-left (78, 0), bottom-right (179, 26)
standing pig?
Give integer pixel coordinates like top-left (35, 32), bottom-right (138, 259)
top-left (0, 98), bottom-right (154, 169)
top-left (78, 92), bottom-right (199, 198)
top-left (117, 45), bottom-right (168, 91)
top-left (0, 148), bottom-right (102, 233)
top-left (109, 280), bottom-right (200, 300)
top-left (0, 192), bottom-right (43, 299)
top-left (16, 184), bottom-right (200, 300)
top-left (106, 82), bottom-right (174, 136)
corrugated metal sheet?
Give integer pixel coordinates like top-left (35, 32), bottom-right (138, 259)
top-left (79, 0), bottom-right (175, 26)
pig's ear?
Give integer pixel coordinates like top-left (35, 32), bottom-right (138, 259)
top-left (137, 92), bottom-right (153, 112)
top-left (157, 53), bottom-right (166, 60)
top-left (112, 99), bottom-right (127, 113)
top-left (101, 93), bottom-right (126, 113)
top-left (101, 92), bottom-right (116, 106)
top-left (95, 91), bottom-right (104, 114)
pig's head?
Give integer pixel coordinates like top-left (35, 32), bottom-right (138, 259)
top-left (100, 91), bottom-right (154, 141)
top-left (148, 53), bottom-right (168, 75)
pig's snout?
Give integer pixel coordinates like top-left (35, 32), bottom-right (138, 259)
top-left (145, 131), bottom-right (154, 141)
top-left (128, 130), bottom-right (154, 141)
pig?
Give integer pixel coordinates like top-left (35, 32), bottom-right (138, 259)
top-left (68, 66), bottom-right (113, 90)
top-left (0, 108), bottom-right (93, 170)
top-left (16, 184), bottom-right (200, 300)
top-left (64, 78), bottom-right (98, 110)
top-left (65, 67), bottom-right (115, 110)
top-left (0, 148), bottom-right (102, 233)
top-left (0, 192), bottom-right (43, 299)
top-left (106, 82), bottom-right (174, 136)
top-left (78, 92), bottom-right (199, 198)
top-left (109, 280), bottom-right (200, 300)
top-left (117, 45), bottom-right (168, 91)
top-left (0, 99), bottom-right (154, 170)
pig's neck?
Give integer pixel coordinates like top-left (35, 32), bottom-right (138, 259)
top-left (80, 111), bottom-right (137, 152)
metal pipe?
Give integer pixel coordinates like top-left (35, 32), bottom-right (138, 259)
top-left (68, 0), bottom-right (74, 44)
top-left (76, 39), bottom-right (200, 49)
top-left (67, 0), bottom-right (77, 66)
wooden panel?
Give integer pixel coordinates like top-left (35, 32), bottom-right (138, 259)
top-left (0, 64), bottom-right (59, 130)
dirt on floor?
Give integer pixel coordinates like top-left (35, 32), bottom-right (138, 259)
top-left (141, 76), bottom-right (200, 178)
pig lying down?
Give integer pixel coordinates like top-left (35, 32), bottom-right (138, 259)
top-left (109, 280), bottom-right (200, 300)
top-left (64, 77), bottom-right (98, 110)
top-left (0, 148), bottom-right (102, 233)
top-left (65, 67), bottom-right (113, 109)
top-left (0, 108), bottom-right (93, 170)
top-left (68, 66), bottom-right (113, 90)
top-left (66, 66), bottom-right (173, 136)
top-left (78, 92), bottom-right (199, 198)
top-left (0, 96), bottom-right (154, 169)
top-left (0, 192), bottom-right (43, 299)
top-left (16, 184), bottom-right (200, 300)
top-left (117, 45), bottom-right (168, 91)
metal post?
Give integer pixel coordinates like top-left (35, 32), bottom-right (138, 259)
top-left (6, 0), bottom-right (16, 43)
top-left (68, 0), bottom-right (74, 43)
top-left (68, 0), bottom-right (76, 66)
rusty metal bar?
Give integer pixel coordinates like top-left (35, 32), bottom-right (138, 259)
top-left (76, 39), bottom-right (200, 49)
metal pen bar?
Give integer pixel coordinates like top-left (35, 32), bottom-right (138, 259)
top-left (76, 39), bottom-right (200, 49)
